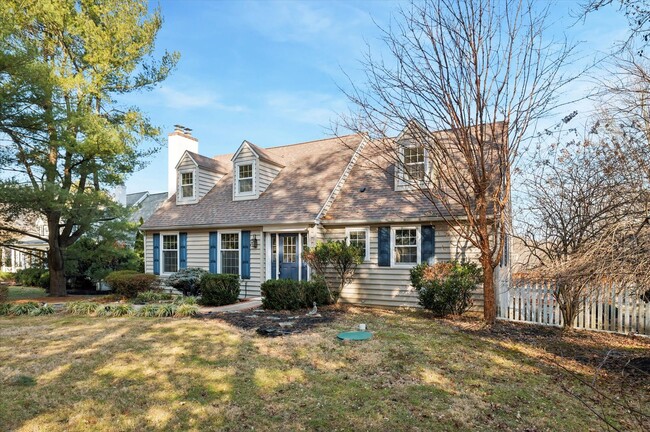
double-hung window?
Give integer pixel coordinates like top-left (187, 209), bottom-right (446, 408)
top-left (393, 227), bottom-right (419, 265)
top-left (180, 171), bottom-right (194, 199)
top-left (237, 163), bottom-right (254, 194)
top-left (220, 232), bottom-right (240, 275)
top-left (346, 227), bottom-right (370, 262)
top-left (162, 234), bottom-right (179, 273)
top-left (403, 146), bottom-right (426, 182)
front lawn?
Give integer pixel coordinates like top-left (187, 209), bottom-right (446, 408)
top-left (0, 308), bottom-right (647, 431)
top-left (6, 285), bottom-right (46, 301)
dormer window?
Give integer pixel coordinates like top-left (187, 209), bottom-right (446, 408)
top-left (237, 163), bottom-right (254, 195)
top-left (404, 146), bottom-right (425, 181)
top-left (396, 144), bottom-right (429, 191)
top-left (180, 172), bottom-right (194, 198)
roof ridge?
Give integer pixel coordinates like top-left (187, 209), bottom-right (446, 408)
top-left (210, 134), bottom-right (361, 160)
top-left (261, 134), bottom-right (360, 151)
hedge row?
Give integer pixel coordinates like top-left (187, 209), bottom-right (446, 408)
top-left (261, 278), bottom-right (332, 311)
top-left (105, 270), bottom-right (158, 298)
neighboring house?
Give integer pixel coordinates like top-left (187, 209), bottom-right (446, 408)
top-left (141, 124), bottom-right (511, 308)
top-left (0, 217), bottom-right (48, 273)
top-left (0, 191), bottom-right (166, 274)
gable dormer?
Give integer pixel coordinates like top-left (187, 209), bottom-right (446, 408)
top-left (175, 151), bottom-right (226, 205)
top-left (231, 140), bottom-right (284, 201)
top-left (394, 121), bottom-right (432, 192)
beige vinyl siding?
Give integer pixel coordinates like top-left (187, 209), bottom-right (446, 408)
top-left (144, 229), bottom-right (264, 298)
top-left (258, 160), bottom-right (281, 195)
top-left (322, 223), bottom-right (484, 309)
top-left (144, 232), bottom-right (153, 273)
top-left (198, 169), bottom-right (221, 198)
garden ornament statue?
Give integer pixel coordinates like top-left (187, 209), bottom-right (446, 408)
top-left (307, 302), bottom-right (318, 316)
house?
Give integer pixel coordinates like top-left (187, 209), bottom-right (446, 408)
top-left (141, 124), bottom-right (510, 308)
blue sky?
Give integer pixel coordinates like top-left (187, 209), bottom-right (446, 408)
top-left (123, 0), bottom-right (629, 193)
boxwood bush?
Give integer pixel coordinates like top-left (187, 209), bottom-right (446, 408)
top-left (261, 278), bottom-right (331, 310)
top-left (105, 270), bottom-right (158, 298)
top-left (410, 261), bottom-right (482, 316)
top-left (199, 274), bottom-right (240, 306)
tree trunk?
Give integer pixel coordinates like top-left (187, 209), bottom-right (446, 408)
top-left (482, 256), bottom-right (496, 324)
top-left (47, 215), bottom-right (66, 296)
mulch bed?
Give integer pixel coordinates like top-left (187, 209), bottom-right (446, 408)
top-left (202, 307), bottom-right (344, 337)
top-left (448, 316), bottom-right (650, 379)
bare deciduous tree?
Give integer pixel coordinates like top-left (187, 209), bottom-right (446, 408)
top-left (339, 0), bottom-right (573, 323)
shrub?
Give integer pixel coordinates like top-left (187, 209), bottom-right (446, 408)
top-left (261, 279), bottom-right (303, 310)
top-left (261, 278), bottom-right (333, 310)
top-left (136, 304), bottom-right (160, 317)
top-left (0, 285), bottom-right (8, 303)
top-left (173, 295), bottom-right (197, 305)
top-left (0, 303), bottom-right (11, 316)
top-left (95, 304), bottom-right (134, 317)
top-left (155, 304), bottom-right (176, 317)
top-left (174, 303), bottom-right (199, 317)
top-left (199, 274), bottom-right (240, 306)
top-left (410, 261), bottom-right (482, 316)
top-left (14, 268), bottom-right (49, 288)
top-left (167, 268), bottom-right (208, 296)
top-left (134, 290), bottom-right (173, 304)
top-left (0, 271), bottom-right (14, 283)
top-left (65, 301), bottom-right (101, 315)
top-left (105, 270), bottom-right (158, 298)
top-left (9, 302), bottom-right (40, 316)
top-left (302, 240), bottom-right (362, 303)
top-left (28, 304), bottom-right (55, 316)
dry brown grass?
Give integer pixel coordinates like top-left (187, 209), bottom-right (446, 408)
top-left (0, 307), bottom-right (648, 431)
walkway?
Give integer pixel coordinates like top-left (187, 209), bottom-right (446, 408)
top-left (199, 297), bottom-right (263, 314)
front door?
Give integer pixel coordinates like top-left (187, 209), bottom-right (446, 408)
top-left (278, 234), bottom-right (299, 280)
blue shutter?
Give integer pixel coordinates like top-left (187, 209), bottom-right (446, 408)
top-left (209, 232), bottom-right (218, 274)
top-left (241, 230), bottom-right (251, 279)
top-left (421, 225), bottom-right (435, 265)
top-left (179, 232), bottom-right (188, 269)
top-left (153, 233), bottom-right (160, 275)
top-left (378, 227), bottom-right (390, 267)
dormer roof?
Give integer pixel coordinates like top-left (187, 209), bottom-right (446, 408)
top-left (176, 150), bottom-right (228, 174)
top-left (231, 140), bottom-right (285, 168)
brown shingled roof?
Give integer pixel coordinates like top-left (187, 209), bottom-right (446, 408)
top-left (185, 151), bottom-right (228, 174)
top-left (141, 135), bottom-right (363, 229)
top-left (246, 142), bottom-right (285, 168)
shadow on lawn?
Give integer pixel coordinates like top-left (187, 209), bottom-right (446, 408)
top-left (1, 310), bottom-right (646, 431)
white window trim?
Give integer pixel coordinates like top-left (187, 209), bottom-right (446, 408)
top-left (345, 227), bottom-right (370, 262)
top-left (234, 161), bottom-right (256, 197)
top-left (395, 144), bottom-right (430, 191)
top-left (390, 226), bottom-right (421, 267)
top-left (179, 170), bottom-right (195, 199)
top-left (177, 169), bottom-right (197, 204)
top-left (160, 232), bottom-right (179, 275)
top-left (217, 230), bottom-right (241, 277)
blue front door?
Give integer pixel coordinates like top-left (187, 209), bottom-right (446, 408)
top-left (279, 234), bottom-right (299, 280)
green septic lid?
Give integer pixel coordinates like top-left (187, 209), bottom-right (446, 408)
top-left (337, 331), bottom-right (372, 341)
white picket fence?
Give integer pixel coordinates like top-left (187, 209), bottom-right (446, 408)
top-left (497, 282), bottom-right (650, 336)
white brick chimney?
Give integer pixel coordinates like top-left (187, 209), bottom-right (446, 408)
top-left (168, 125), bottom-right (199, 198)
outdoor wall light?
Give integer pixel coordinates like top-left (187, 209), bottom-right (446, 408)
top-left (251, 234), bottom-right (259, 249)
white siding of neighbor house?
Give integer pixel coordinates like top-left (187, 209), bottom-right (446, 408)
top-left (322, 223), bottom-right (484, 309)
top-left (144, 229), bottom-right (264, 298)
